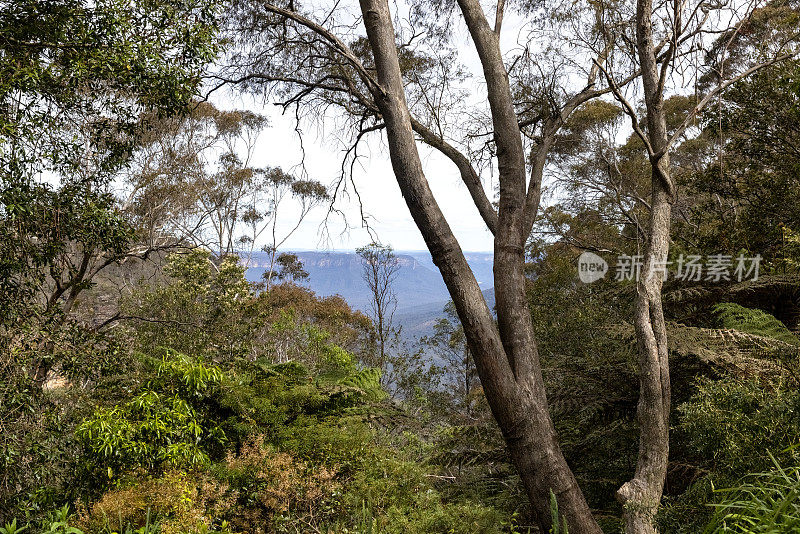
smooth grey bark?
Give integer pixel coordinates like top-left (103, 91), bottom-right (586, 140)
top-left (607, 4), bottom-right (796, 532)
top-left (618, 184), bottom-right (672, 534)
top-left (616, 0), bottom-right (673, 531)
top-left (358, 0), bottom-right (602, 531)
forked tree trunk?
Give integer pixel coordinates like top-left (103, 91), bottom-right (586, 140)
top-left (358, 0), bottom-right (602, 531)
top-left (618, 177), bottom-right (672, 534)
top-left (617, 0), bottom-right (674, 529)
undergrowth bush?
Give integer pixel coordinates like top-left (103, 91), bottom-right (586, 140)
top-left (76, 353), bottom-right (228, 481)
top-left (659, 374), bottom-right (800, 532)
top-left (62, 349), bottom-right (516, 533)
top-left (702, 456), bottom-right (800, 533)
top-left (678, 376), bottom-right (800, 478)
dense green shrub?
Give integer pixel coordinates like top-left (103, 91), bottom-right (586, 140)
top-left (343, 455), bottom-right (511, 534)
top-left (125, 250), bottom-right (258, 360)
top-left (124, 250), bottom-right (373, 368)
top-left (58, 346), bottom-right (519, 533)
top-left (678, 377), bottom-right (800, 478)
top-left (76, 391), bottom-right (223, 476)
top-left (659, 374), bottom-right (800, 532)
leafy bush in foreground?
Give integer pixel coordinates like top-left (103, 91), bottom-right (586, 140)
top-left (702, 457), bottom-right (800, 533)
top-left (65, 350), bottom-right (513, 533)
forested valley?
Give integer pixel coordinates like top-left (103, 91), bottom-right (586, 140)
top-left (2, 0), bottom-right (800, 532)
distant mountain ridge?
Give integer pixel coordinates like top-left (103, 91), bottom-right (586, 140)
top-left (394, 286), bottom-right (496, 341)
top-left (244, 251), bottom-right (494, 326)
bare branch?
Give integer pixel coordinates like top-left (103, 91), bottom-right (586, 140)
top-left (663, 52), bottom-right (797, 153)
top-left (494, 0), bottom-right (506, 35)
top-left (259, 2), bottom-right (384, 97)
top-left (410, 117), bottom-right (498, 234)
top-left (593, 58), bottom-right (656, 157)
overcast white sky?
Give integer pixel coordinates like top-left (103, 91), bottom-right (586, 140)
top-left (203, 0), bottom-right (738, 255)
top-left (215, 94), bottom-right (496, 252)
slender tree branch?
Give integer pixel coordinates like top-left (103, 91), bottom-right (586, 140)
top-left (593, 58), bottom-right (656, 157)
top-left (494, 0), bottom-right (506, 34)
top-left (259, 2), bottom-right (385, 97)
top-left (410, 117), bottom-right (498, 234)
top-left (663, 52), bottom-right (797, 154)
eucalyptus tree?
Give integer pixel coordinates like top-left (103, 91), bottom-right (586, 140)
top-left (422, 300), bottom-right (476, 414)
top-left (221, 0), bottom-right (634, 530)
top-left (0, 0), bottom-right (222, 375)
top-left (592, 0), bottom-right (800, 529)
top-left (357, 242), bottom-right (399, 370)
top-left (125, 103), bottom-right (328, 265)
top-left (679, 58), bottom-right (800, 264)
top-left (257, 172), bottom-right (329, 287)
top-left (124, 103), bottom-right (265, 254)
top-left (0, 0), bottom-right (222, 514)
top-left (273, 252), bottom-right (310, 283)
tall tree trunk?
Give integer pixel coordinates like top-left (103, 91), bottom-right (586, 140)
top-left (618, 178), bottom-right (672, 534)
top-left (617, 0), bottom-right (674, 529)
top-left (358, 0), bottom-right (602, 531)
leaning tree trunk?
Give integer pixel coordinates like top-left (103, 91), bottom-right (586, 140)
top-left (358, 0), bottom-right (602, 531)
top-left (617, 0), bottom-right (674, 528)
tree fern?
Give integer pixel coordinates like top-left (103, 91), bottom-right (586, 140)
top-left (338, 367), bottom-right (385, 401)
top-left (712, 303), bottom-right (799, 346)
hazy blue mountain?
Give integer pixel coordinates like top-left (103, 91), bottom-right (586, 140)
top-left (244, 251), bottom-right (494, 325)
top-left (400, 251), bottom-right (495, 289)
top-left (394, 286), bottom-right (495, 341)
